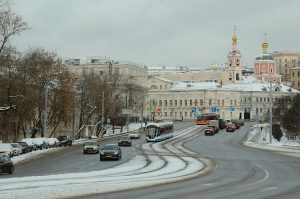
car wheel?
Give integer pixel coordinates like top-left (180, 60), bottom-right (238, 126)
top-left (9, 166), bottom-right (14, 174)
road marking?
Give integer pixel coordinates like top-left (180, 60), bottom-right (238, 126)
top-left (242, 163), bottom-right (269, 187)
top-left (260, 187), bottom-right (278, 192)
top-left (201, 183), bottom-right (213, 186)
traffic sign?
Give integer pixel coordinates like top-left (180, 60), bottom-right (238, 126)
top-left (157, 108), bottom-right (161, 113)
top-left (229, 106), bottom-right (234, 112)
top-left (211, 106), bottom-right (218, 113)
top-left (191, 107), bottom-right (197, 113)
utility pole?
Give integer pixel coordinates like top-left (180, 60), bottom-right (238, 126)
top-left (101, 90), bottom-right (104, 137)
top-left (269, 71), bottom-right (273, 144)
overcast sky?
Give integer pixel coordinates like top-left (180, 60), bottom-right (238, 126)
top-left (11, 0), bottom-right (300, 68)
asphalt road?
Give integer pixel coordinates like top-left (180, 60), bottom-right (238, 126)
top-left (81, 122), bottom-right (300, 199)
top-left (0, 121), bottom-right (194, 178)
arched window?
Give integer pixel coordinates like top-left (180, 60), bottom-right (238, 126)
top-left (236, 73), bottom-right (240, 80)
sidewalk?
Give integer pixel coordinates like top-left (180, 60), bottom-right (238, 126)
top-left (243, 123), bottom-right (300, 158)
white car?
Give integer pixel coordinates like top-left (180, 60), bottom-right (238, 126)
top-left (0, 144), bottom-right (14, 157)
top-left (47, 138), bottom-right (59, 147)
top-left (10, 143), bottom-right (23, 156)
top-left (128, 133), bottom-right (140, 139)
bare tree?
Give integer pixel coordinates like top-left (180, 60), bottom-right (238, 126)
top-left (0, 0), bottom-right (28, 55)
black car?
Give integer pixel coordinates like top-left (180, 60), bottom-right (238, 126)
top-left (57, 136), bottom-right (73, 147)
top-left (16, 142), bottom-right (32, 154)
top-left (0, 155), bottom-right (14, 174)
top-left (118, 136), bottom-right (132, 146)
top-left (100, 144), bottom-right (122, 161)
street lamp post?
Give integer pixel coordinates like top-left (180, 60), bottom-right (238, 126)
top-left (43, 84), bottom-right (48, 137)
top-left (269, 72), bottom-right (273, 144)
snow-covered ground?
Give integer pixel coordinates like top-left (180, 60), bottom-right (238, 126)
top-left (244, 123), bottom-right (300, 158)
top-left (0, 125), bottom-right (209, 199)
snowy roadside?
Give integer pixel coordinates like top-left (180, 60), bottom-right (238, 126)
top-left (11, 123), bottom-right (145, 165)
top-left (243, 123), bottom-right (300, 158)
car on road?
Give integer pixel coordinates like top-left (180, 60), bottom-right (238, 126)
top-left (206, 125), bottom-right (219, 134)
top-left (0, 144), bottom-right (14, 157)
top-left (83, 141), bottom-right (99, 154)
top-left (57, 136), bottom-right (73, 147)
top-left (204, 129), bottom-right (215, 136)
top-left (0, 155), bottom-right (14, 174)
top-left (100, 144), bottom-right (122, 161)
top-left (128, 132), bottom-right (140, 139)
top-left (226, 122), bottom-right (236, 132)
top-left (118, 136), bottom-right (132, 146)
top-left (10, 143), bottom-right (23, 156)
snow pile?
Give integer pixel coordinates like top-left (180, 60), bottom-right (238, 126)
top-left (244, 123), bottom-right (300, 157)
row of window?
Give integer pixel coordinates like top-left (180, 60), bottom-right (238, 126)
top-left (150, 99), bottom-right (238, 107)
top-left (159, 107), bottom-right (269, 118)
top-left (291, 71), bottom-right (300, 78)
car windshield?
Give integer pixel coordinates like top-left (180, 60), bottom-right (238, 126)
top-left (0, 156), bottom-right (9, 162)
top-left (103, 145), bottom-right (118, 150)
top-left (18, 142), bottom-right (26, 147)
top-left (11, 144), bottom-right (18, 148)
top-left (85, 142), bottom-right (97, 146)
top-left (57, 136), bottom-right (66, 141)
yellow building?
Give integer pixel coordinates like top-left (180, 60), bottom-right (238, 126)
top-left (272, 51), bottom-right (300, 84)
top-left (290, 67), bottom-right (300, 90)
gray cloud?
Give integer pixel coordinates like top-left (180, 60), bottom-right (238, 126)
top-left (11, 0), bottom-right (300, 67)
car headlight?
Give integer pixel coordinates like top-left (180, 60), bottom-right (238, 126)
top-left (100, 152), bottom-right (104, 155)
top-left (114, 151), bottom-right (119, 155)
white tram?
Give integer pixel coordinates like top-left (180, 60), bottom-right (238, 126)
top-left (145, 121), bottom-right (174, 142)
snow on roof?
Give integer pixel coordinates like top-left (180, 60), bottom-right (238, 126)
top-left (153, 76), bottom-right (177, 83)
top-left (171, 78), bottom-right (299, 93)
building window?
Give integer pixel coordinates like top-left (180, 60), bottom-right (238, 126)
top-left (170, 112), bottom-right (172, 116)
top-left (234, 100), bottom-right (237, 106)
top-left (256, 108), bottom-right (258, 113)
top-left (164, 100), bottom-right (167, 106)
top-left (194, 99), bottom-right (198, 106)
top-left (175, 100), bottom-right (177, 106)
top-left (180, 112), bottom-right (182, 116)
top-left (218, 99), bottom-right (220, 106)
top-left (159, 100), bottom-right (162, 106)
top-left (185, 100), bottom-right (187, 106)
top-left (170, 100), bottom-right (172, 106)
top-left (190, 100), bottom-right (192, 106)
top-left (209, 99), bottom-right (212, 106)
top-left (230, 100), bottom-right (233, 105)
top-left (200, 99), bottom-right (203, 106)
top-left (256, 97), bottom-right (258, 102)
top-left (180, 100), bottom-right (182, 106)
top-left (222, 99), bottom-right (224, 106)
top-left (260, 97), bottom-right (262, 102)
top-left (185, 112), bottom-right (187, 117)
top-left (164, 112), bottom-right (167, 117)
top-left (165, 85), bottom-right (167, 89)
top-left (160, 85), bottom-right (162, 89)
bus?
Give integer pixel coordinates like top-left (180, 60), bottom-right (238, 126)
top-left (145, 121), bottom-right (174, 142)
top-left (196, 113), bottom-right (220, 125)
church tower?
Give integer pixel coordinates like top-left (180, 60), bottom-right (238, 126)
top-left (254, 33), bottom-right (281, 83)
top-left (226, 26), bottom-right (242, 83)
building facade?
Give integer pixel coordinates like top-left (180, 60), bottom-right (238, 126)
top-left (272, 51), bottom-right (300, 85)
top-left (290, 67), bottom-right (300, 90)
